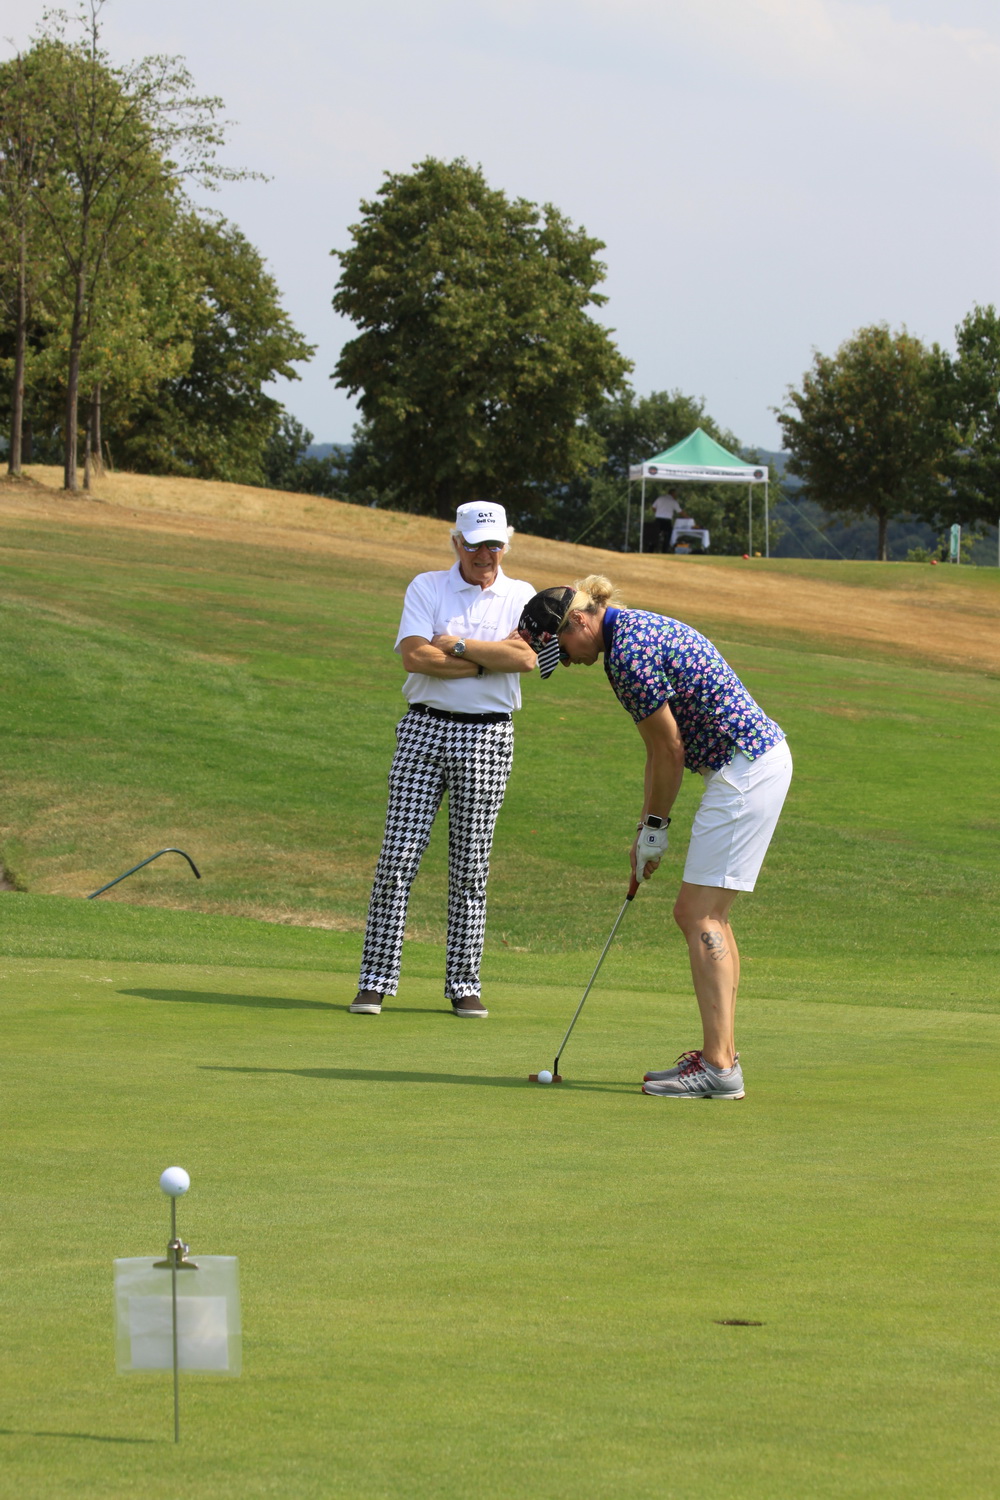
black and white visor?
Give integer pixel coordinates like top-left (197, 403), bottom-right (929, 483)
top-left (517, 587), bottom-right (575, 679)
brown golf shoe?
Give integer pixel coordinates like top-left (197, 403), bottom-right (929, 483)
top-left (349, 990), bottom-right (384, 1014)
top-left (451, 998), bottom-right (489, 1017)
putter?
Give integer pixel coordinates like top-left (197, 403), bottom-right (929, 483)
top-left (529, 874), bottom-right (640, 1083)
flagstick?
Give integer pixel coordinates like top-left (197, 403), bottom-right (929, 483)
top-left (171, 1197), bottom-right (180, 1443)
top-left (157, 1167), bottom-right (192, 1444)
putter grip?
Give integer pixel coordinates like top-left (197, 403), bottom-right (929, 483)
top-left (627, 874), bottom-right (640, 900)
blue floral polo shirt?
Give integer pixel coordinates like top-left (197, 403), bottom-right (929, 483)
top-left (602, 608), bottom-right (785, 772)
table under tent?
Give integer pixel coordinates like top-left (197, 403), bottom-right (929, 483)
top-left (626, 427), bottom-right (770, 555)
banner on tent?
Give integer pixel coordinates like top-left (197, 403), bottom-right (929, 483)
top-left (628, 463), bottom-right (767, 483)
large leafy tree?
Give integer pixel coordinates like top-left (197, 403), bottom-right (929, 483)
top-left (777, 324), bottom-right (947, 561)
top-left (934, 304), bottom-right (1000, 537)
top-left (23, 2), bottom-right (245, 490)
top-left (116, 215), bottom-right (313, 483)
top-left (0, 14), bottom-right (307, 488)
top-left (332, 157), bottom-right (631, 518)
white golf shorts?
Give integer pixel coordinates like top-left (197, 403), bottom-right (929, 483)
top-left (682, 739), bottom-right (793, 892)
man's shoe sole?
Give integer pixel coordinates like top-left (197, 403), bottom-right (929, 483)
top-left (452, 1005), bottom-right (488, 1017)
top-left (349, 1003), bottom-right (382, 1014)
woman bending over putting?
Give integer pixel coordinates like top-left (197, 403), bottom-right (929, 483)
top-left (518, 576), bottom-right (792, 1099)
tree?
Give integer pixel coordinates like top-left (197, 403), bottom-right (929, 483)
top-left (587, 388), bottom-right (726, 481)
top-left (116, 215), bottom-right (313, 484)
top-left (332, 157), bottom-right (631, 518)
top-left (777, 324), bottom-right (947, 561)
top-left (0, 48), bottom-right (62, 475)
top-left (524, 387), bottom-right (707, 547)
top-left (934, 304), bottom-right (1000, 538)
top-left (24, 196), bottom-right (197, 480)
top-left (262, 411), bottom-right (340, 497)
top-left (27, 2), bottom-right (244, 490)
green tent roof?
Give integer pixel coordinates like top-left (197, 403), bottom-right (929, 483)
top-left (645, 428), bottom-right (749, 469)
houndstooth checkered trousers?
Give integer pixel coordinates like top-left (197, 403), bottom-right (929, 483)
top-left (358, 709), bottom-right (514, 1000)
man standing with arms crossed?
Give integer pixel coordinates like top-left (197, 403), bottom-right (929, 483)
top-left (351, 502), bottom-right (536, 1017)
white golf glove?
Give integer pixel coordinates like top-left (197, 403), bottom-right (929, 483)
top-left (635, 819), bottom-right (669, 877)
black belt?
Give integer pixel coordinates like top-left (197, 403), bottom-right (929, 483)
top-left (408, 703), bottom-right (512, 725)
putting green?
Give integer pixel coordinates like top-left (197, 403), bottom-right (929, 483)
top-left (4, 950), bottom-right (999, 1498)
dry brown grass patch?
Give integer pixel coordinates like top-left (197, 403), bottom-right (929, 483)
top-left (6, 464), bottom-right (999, 674)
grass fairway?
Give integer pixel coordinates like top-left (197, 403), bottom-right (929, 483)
top-left (2, 483), bottom-right (1000, 1495)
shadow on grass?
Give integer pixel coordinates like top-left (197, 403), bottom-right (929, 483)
top-left (123, 989), bottom-right (453, 1016)
top-left (0, 1429), bottom-right (157, 1445)
top-left (203, 1065), bottom-right (632, 1093)
top-left (123, 988), bottom-right (339, 1012)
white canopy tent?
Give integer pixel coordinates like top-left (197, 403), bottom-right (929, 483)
top-left (626, 427), bottom-right (770, 555)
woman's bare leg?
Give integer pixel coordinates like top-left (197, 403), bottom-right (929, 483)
top-left (673, 882), bottom-right (741, 1069)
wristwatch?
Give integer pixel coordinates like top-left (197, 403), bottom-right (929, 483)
top-left (636, 814), bottom-right (671, 832)
top-left (452, 640), bottom-right (467, 657)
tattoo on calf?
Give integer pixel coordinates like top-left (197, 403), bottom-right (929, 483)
top-left (700, 931), bottom-right (730, 961)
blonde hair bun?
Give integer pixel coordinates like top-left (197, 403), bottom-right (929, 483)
top-left (569, 575), bottom-right (624, 615)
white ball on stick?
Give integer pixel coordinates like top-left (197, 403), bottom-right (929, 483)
top-left (159, 1166), bottom-right (191, 1197)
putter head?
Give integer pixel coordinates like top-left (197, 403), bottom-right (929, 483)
top-left (527, 1073), bottom-right (564, 1084)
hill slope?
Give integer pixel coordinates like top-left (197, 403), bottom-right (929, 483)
top-left (2, 468), bottom-right (998, 1004)
top-left (13, 464), bottom-right (1000, 674)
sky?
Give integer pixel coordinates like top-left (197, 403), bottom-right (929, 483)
top-left (4, 0), bottom-right (1000, 450)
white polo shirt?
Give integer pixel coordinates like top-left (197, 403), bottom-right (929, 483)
top-left (653, 494), bottom-right (682, 520)
top-left (394, 562), bottom-right (536, 714)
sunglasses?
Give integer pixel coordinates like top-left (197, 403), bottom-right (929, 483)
top-left (459, 539), bottom-right (505, 554)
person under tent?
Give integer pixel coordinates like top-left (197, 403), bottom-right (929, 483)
top-left (651, 488), bottom-right (682, 552)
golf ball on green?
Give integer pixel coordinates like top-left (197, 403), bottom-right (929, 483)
top-left (537, 1070), bottom-right (553, 1084)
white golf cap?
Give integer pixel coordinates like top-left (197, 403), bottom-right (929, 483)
top-left (455, 501), bottom-right (508, 544)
